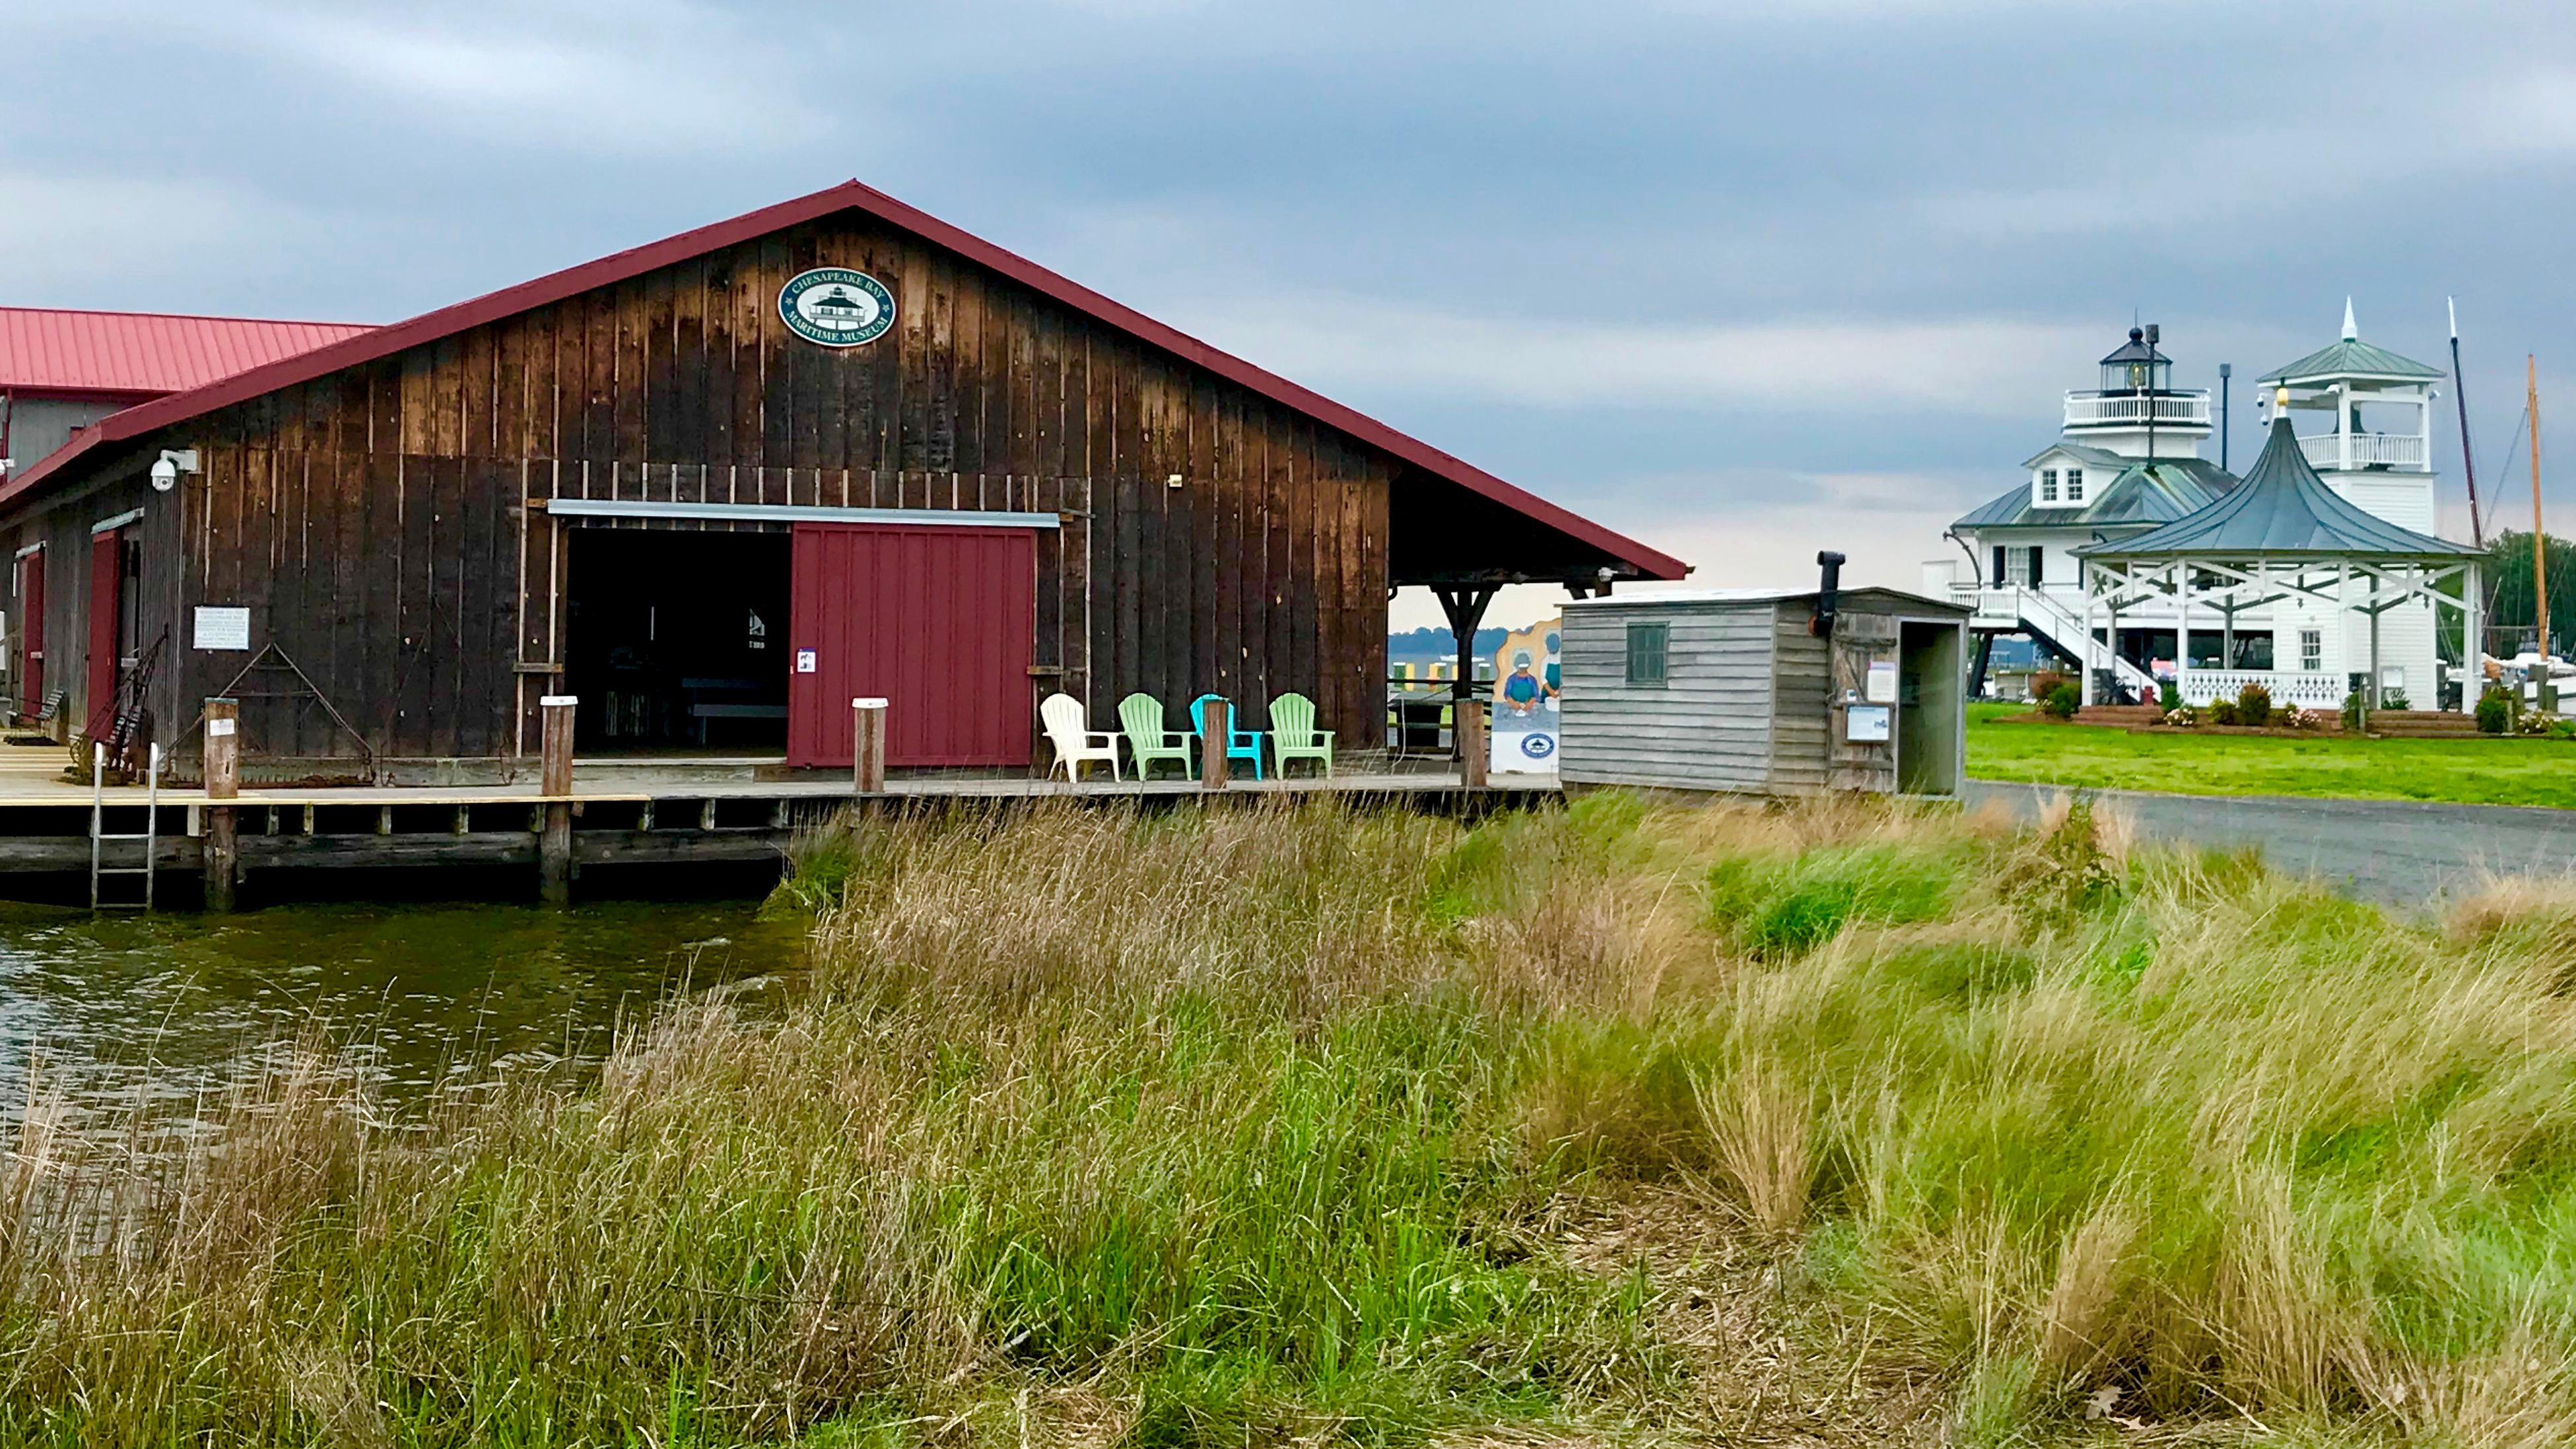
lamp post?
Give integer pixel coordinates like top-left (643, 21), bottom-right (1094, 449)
top-left (2218, 362), bottom-right (2233, 471)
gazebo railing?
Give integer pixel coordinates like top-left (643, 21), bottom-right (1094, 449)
top-left (2178, 669), bottom-right (2345, 709)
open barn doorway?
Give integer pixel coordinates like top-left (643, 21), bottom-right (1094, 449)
top-left (566, 530), bottom-right (791, 755)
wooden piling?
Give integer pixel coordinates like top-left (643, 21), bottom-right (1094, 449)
top-left (539, 694), bottom-right (576, 905)
top-left (203, 698), bottom-right (240, 912)
top-left (1458, 695), bottom-right (1488, 790)
top-left (1200, 698), bottom-right (1231, 790)
top-left (852, 698), bottom-right (888, 794)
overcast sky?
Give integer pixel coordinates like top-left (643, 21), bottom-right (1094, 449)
top-left (7, 0), bottom-right (2571, 628)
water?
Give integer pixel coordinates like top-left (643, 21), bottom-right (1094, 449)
top-left (0, 898), bottom-right (813, 1116)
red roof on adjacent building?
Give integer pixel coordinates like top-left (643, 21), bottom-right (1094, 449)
top-left (0, 306), bottom-right (370, 399)
top-left (0, 182), bottom-right (1685, 581)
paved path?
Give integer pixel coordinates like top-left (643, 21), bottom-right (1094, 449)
top-left (1964, 780), bottom-right (2576, 910)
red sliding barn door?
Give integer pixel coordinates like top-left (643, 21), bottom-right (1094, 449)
top-left (85, 530), bottom-right (120, 729)
top-left (15, 550), bottom-right (40, 714)
top-left (786, 523), bottom-right (1038, 768)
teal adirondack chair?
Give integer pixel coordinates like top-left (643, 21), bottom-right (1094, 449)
top-left (1190, 694), bottom-right (1264, 780)
top-left (1267, 692), bottom-right (1334, 778)
top-left (1117, 692), bottom-right (1197, 780)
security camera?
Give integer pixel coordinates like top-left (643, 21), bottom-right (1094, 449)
top-left (150, 448), bottom-right (198, 492)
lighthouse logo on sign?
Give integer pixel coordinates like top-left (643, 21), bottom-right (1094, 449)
top-left (780, 268), bottom-right (895, 348)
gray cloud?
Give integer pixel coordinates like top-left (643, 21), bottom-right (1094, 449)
top-left (3, 0), bottom-right (2567, 630)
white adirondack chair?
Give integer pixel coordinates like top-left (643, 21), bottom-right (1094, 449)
top-left (1040, 692), bottom-right (1122, 781)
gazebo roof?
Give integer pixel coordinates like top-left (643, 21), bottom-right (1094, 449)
top-left (2078, 416), bottom-right (2478, 560)
top-left (2255, 337), bottom-right (2443, 385)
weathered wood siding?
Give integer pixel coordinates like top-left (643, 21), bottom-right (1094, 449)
top-left (1, 467), bottom-right (174, 744)
top-left (1823, 611), bottom-right (1899, 793)
top-left (1558, 599), bottom-right (1777, 792)
top-left (101, 208), bottom-right (1390, 762)
top-left (1769, 601), bottom-right (1832, 793)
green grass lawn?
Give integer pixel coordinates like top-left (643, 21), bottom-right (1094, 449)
top-left (1969, 700), bottom-right (2576, 808)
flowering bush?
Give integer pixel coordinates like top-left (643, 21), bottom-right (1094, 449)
top-left (2280, 707), bottom-right (2327, 731)
top-left (2518, 711), bottom-right (2558, 737)
top-left (2163, 706), bottom-right (2199, 727)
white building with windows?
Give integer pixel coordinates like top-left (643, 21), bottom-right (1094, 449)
top-left (1927, 308), bottom-right (2478, 711)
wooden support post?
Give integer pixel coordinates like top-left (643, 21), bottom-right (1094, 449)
top-left (1458, 692), bottom-right (1488, 790)
top-left (202, 698), bottom-right (240, 913)
top-left (539, 694), bottom-right (576, 906)
top-left (1200, 698), bottom-right (1231, 790)
top-left (852, 697), bottom-right (888, 794)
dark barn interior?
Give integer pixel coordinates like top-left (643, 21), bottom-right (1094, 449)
top-left (566, 530), bottom-right (791, 753)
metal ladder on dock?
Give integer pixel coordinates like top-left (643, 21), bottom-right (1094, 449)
top-left (88, 741), bottom-right (162, 912)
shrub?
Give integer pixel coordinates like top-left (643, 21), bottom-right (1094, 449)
top-left (2158, 682), bottom-right (2182, 712)
top-left (2519, 710), bottom-right (2558, 736)
top-left (2039, 682), bottom-right (2081, 720)
top-left (2208, 699), bottom-right (2239, 726)
top-left (2161, 706), bottom-right (2198, 727)
top-left (2381, 687), bottom-right (2410, 710)
top-left (2029, 670), bottom-right (2068, 704)
top-left (2477, 686), bottom-right (2513, 735)
top-left (2234, 682), bottom-right (2272, 727)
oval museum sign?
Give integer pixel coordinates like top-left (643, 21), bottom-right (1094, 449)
top-left (780, 267), bottom-right (895, 347)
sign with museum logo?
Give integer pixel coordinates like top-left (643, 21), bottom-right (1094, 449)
top-left (780, 268), bottom-right (895, 348)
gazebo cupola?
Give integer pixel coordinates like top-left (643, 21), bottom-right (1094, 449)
top-left (2256, 299), bottom-right (2443, 475)
top-left (2063, 324), bottom-right (2212, 458)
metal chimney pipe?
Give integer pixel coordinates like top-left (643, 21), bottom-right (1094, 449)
top-left (1812, 551), bottom-right (1846, 636)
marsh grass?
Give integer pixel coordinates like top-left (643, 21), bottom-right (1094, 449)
top-left (0, 793), bottom-right (2569, 1446)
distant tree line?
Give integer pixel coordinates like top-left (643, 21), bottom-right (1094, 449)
top-left (2478, 530), bottom-right (2575, 653)
top-left (1387, 625), bottom-right (1509, 661)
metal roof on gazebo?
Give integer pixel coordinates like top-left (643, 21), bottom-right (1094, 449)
top-left (2255, 304), bottom-right (2443, 385)
top-left (2078, 415), bottom-right (2477, 560)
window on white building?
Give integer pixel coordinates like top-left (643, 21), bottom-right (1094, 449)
top-left (2064, 469), bottom-right (2084, 502)
top-left (2038, 469), bottom-right (2058, 502)
top-left (2004, 548), bottom-right (2033, 586)
top-left (2299, 628), bottom-right (2321, 671)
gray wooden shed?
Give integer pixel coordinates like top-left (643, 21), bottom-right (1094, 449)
top-left (1558, 582), bottom-right (1969, 798)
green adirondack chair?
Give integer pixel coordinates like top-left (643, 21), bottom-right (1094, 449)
top-left (1267, 692), bottom-right (1334, 777)
top-left (1117, 692), bottom-right (1196, 780)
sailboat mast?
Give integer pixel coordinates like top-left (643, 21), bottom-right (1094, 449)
top-left (2530, 354), bottom-right (2550, 667)
top-left (2451, 299), bottom-right (2482, 549)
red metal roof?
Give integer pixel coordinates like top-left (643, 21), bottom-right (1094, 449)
top-left (0, 181), bottom-right (1686, 581)
top-left (0, 306), bottom-right (370, 399)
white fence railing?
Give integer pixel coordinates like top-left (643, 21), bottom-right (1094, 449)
top-left (2297, 432), bottom-right (2427, 471)
top-left (2179, 669), bottom-right (2345, 708)
top-left (2062, 392), bottom-right (2212, 428)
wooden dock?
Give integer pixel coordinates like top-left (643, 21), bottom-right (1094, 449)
top-left (0, 758), bottom-right (1553, 908)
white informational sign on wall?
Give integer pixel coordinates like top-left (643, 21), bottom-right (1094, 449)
top-left (1846, 704), bottom-right (1891, 742)
top-left (796, 648), bottom-right (818, 674)
top-left (1866, 657), bottom-right (1898, 704)
top-left (193, 605), bottom-right (251, 652)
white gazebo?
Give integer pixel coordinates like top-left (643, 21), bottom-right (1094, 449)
top-left (2076, 405), bottom-right (2484, 715)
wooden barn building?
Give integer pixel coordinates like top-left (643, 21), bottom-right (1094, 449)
top-left (0, 180), bottom-right (1684, 779)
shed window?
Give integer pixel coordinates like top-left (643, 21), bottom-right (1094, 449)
top-left (2038, 469), bottom-right (2058, 502)
top-left (1625, 622), bottom-right (1669, 687)
top-left (2064, 468), bottom-right (2084, 502)
top-left (2300, 628), bottom-right (2321, 671)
